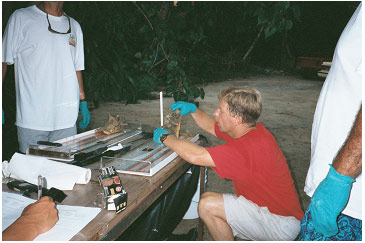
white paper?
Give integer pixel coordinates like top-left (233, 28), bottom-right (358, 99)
top-left (2, 192), bottom-right (101, 241)
top-left (2, 153), bottom-right (91, 190)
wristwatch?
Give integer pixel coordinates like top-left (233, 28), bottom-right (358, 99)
top-left (159, 133), bottom-right (170, 144)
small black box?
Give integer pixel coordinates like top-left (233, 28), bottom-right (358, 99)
top-left (99, 166), bottom-right (127, 214)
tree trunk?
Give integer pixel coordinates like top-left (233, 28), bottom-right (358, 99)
top-left (242, 25), bottom-right (264, 64)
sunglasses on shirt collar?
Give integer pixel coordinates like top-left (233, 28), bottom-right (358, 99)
top-left (46, 12), bottom-right (71, 34)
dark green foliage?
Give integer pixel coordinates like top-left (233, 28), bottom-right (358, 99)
top-left (66, 2), bottom-right (209, 104)
top-left (10, 2), bottom-right (359, 104)
top-left (3, 1), bottom-right (301, 104)
top-left (63, 1), bottom-right (303, 105)
top-left (2, 2), bottom-right (359, 105)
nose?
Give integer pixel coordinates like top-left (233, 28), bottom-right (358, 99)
top-left (213, 109), bottom-right (219, 118)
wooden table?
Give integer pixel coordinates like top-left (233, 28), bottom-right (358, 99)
top-left (63, 155), bottom-right (194, 241)
top-left (3, 134), bottom-right (206, 240)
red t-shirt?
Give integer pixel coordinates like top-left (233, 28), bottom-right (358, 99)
top-left (205, 123), bottom-right (304, 220)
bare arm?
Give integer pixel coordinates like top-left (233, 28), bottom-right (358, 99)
top-left (2, 196), bottom-right (58, 241)
top-left (163, 135), bottom-right (215, 167)
top-left (2, 62), bottom-right (7, 83)
top-left (191, 108), bottom-right (216, 137)
top-left (332, 105), bottom-right (362, 178)
top-left (76, 70), bottom-right (85, 100)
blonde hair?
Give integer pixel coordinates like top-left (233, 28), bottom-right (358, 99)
top-left (218, 87), bottom-right (262, 125)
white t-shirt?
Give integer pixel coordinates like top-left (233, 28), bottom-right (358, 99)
top-left (2, 5), bottom-right (85, 131)
top-left (304, 3), bottom-right (362, 219)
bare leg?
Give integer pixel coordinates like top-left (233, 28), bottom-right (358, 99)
top-left (198, 191), bottom-right (234, 240)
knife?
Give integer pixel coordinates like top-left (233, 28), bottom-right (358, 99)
top-left (37, 141), bottom-right (63, 147)
top-left (72, 144), bottom-right (132, 167)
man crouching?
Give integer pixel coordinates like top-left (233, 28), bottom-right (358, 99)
top-left (153, 87), bottom-right (304, 240)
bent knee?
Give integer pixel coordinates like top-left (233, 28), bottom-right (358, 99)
top-left (200, 191), bottom-right (220, 203)
top-left (198, 192), bottom-right (223, 217)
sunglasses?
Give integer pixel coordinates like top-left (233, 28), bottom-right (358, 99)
top-left (46, 12), bottom-right (71, 34)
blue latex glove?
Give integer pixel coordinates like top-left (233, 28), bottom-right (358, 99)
top-left (2, 109), bottom-right (4, 125)
top-left (170, 101), bottom-right (197, 116)
top-left (309, 165), bottom-right (355, 237)
top-left (79, 101), bottom-right (90, 129)
top-left (153, 127), bottom-right (170, 145)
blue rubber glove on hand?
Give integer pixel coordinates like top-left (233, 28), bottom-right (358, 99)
top-left (79, 101), bottom-right (90, 129)
top-left (309, 165), bottom-right (355, 237)
top-left (170, 101), bottom-right (197, 116)
top-left (153, 127), bottom-right (169, 145)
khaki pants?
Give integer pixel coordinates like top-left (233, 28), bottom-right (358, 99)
top-left (17, 125), bottom-right (77, 153)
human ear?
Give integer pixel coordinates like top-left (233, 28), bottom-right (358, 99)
top-left (234, 116), bottom-right (242, 125)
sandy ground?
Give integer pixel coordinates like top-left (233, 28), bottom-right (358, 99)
top-left (87, 74), bottom-right (323, 240)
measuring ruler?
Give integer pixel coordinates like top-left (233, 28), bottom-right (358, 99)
top-left (27, 128), bottom-right (142, 161)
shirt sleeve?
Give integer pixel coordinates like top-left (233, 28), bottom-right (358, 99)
top-left (208, 122), bottom-right (248, 179)
top-left (73, 20), bottom-right (85, 71)
top-left (2, 12), bottom-right (20, 64)
top-left (205, 140), bottom-right (252, 180)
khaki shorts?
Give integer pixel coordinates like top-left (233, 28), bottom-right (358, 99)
top-left (17, 125), bottom-right (77, 153)
top-left (223, 194), bottom-right (301, 241)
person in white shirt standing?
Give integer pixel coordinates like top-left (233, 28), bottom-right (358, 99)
top-left (300, 3), bottom-right (362, 241)
top-left (2, 1), bottom-right (90, 153)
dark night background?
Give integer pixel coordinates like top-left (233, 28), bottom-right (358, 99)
top-left (2, 1), bottom-right (360, 160)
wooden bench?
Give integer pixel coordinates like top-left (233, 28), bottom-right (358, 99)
top-left (297, 56), bottom-right (332, 78)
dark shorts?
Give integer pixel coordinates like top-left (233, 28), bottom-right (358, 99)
top-left (300, 207), bottom-right (362, 241)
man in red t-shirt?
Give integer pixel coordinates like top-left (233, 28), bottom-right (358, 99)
top-left (153, 87), bottom-right (304, 240)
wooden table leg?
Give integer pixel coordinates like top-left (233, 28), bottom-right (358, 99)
top-left (197, 166), bottom-right (205, 241)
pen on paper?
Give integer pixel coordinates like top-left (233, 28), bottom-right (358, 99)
top-left (38, 175), bottom-right (43, 200)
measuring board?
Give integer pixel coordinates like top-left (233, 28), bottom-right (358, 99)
top-left (27, 128), bottom-right (142, 161)
top-left (102, 134), bottom-right (199, 176)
